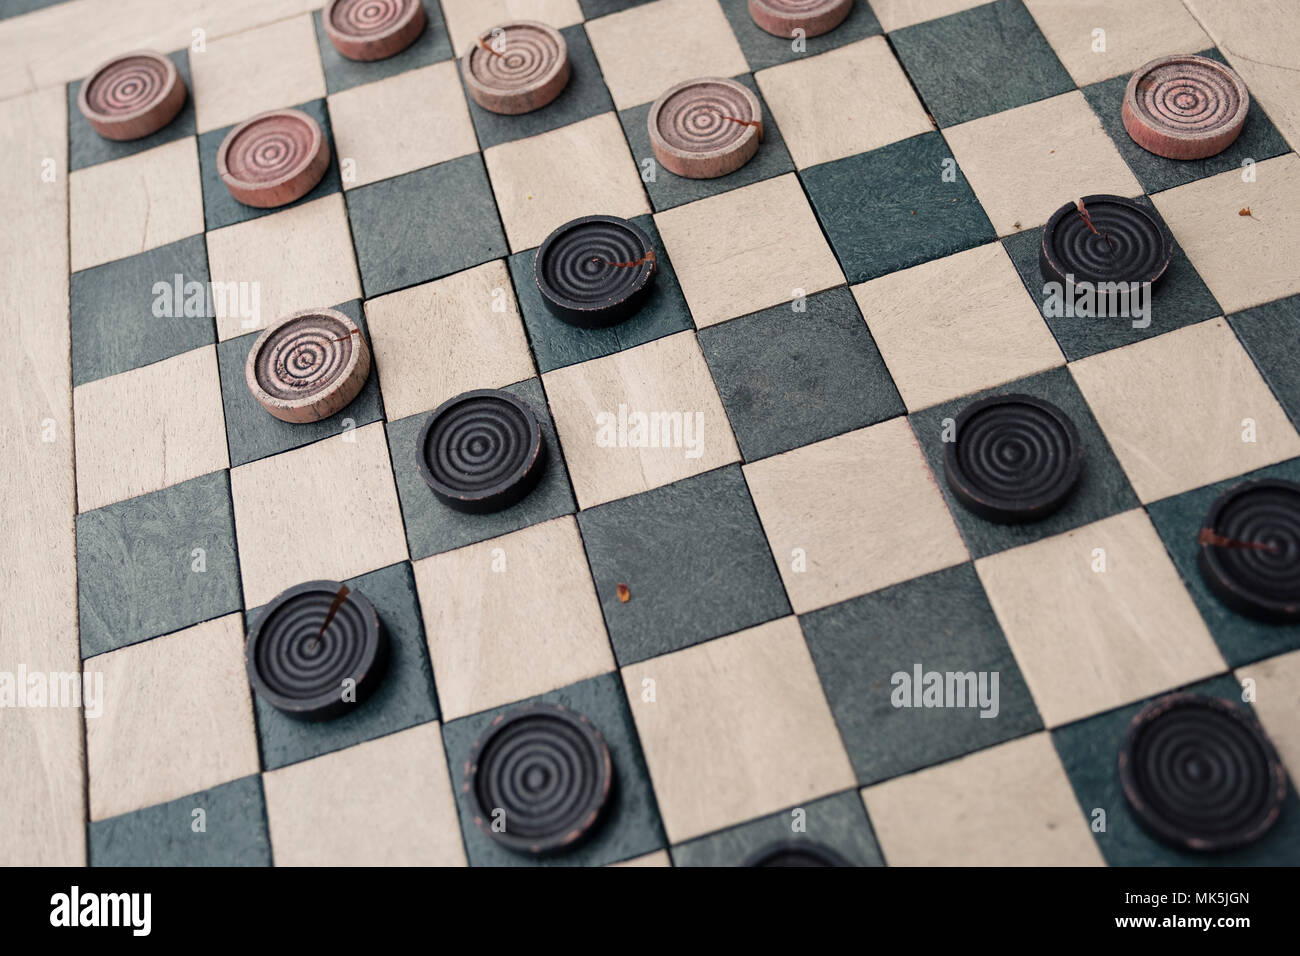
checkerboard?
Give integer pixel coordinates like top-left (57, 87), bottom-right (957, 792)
top-left (6, 0), bottom-right (1300, 868)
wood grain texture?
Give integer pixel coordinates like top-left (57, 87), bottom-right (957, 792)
top-left (86, 614), bottom-right (260, 821)
top-left (975, 509), bottom-right (1226, 728)
top-left (439, 0), bottom-right (585, 57)
top-left (743, 416), bottom-right (969, 614)
top-left (944, 90), bottom-right (1143, 237)
top-left (862, 732), bottom-right (1105, 865)
top-left (1070, 317), bottom-right (1300, 503)
top-left (542, 331), bottom-right (740, 509)
top-left (755, 36), bottom-right (932, 169)
top-left (412, 515), bottom-right (614, 719)
top-left (852, 241), bottom-right (1063, 411)
top-left (654, 173), bottom-right (844, 327)
top-left (1236, 649), bottom-right (1300, 783)
top-left (229, 421), bottom-right (408, 608)
top-left (263, 721), bottom-right (467, 866)
top-left (621, 616), bottom-right (856, 843)
top-left (364, 259), bottom-right (535, 421)
top-left (0, 85), bottom-right (84, 866)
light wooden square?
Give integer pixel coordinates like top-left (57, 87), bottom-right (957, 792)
top-left (230, 422), bottom-right (407, 608)
top-left (1151, 153), bottom-right (1300, 314)
top-left (205, 193), bottom-right (362, 340)
top-left (189, 14), bottom-right (326, 134)
top-left (654, 173), bottom-right (844, 327)
top-left (1070, 317), bottom-right (1300, 503)
top-left (975, 509), bottom-right (1227, 727)
top-left (945, 90), bottom-right (1142, 236)
top-left (364, 260), bottom-right (534, 421)
top-left (870, 0), bottom-right (993, 31)
top-left (412, 516), bottom-right (614, 719)
top-left (70, 137), bottom-right (204, 272)
top-left (755, 37), bottom-right (932, 169)
top-left (85, 614), bottom-right (259, 821)
top-left (73, 345), bottom-right (229, 513)
top-left (862, 733), bottom-right (1104, 866)
top-left (483, 111), bottom-right (650, 252)
top-left (622, 616), bottom-right (855, 843)
top-left (742, 416), bottom-right (968, 614)
top-left (610, 850), bottom-right (672, 867)
top-left (1023, 0), bottom-right (1212, 86)
top-left (542, 331), bottom-right (739, 509)
top-left (263, 722), bottom-right (466, 866)
top-left (1236, 650), bottom-right (1300, 781)
top-left (439, 0), bottom-right (585, 57)
top-left (328, 61), bottom-right (478, 190)
top-left (851, 242), bottom-right (1063, 411)
top-left (586, 0), bottom-right (749, 110)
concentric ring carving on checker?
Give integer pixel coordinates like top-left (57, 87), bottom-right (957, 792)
top-left (464, 703), bottom-right (613, 856)
top-left (1123, 54), bottom-right (1249, 160)
top-left (245, 308), bottom-right (372, 424)
top-left (747, 0), bottom-right (854, 39)
top-left (534, 215), bottom-right (658, 327)
top-left (77, 50), bottom-right (188, 141)
top-left (1198, 479), bottom-right (1300, 624)
top-left (417, 389), bottom-right (547, 514)
top-left (217, 108), bottom-right (331, 208)
top-left (461, 20), bottom-right (571, 115)
top-left (1119, 694), bottom-right (1287, 852)
top-left (245, 581), bottom-right (388, 721)
top-left (744, 840), bottom-right (851, 866)
top-left (1040, 195), bottom-right (1173, 290)
top-left (648, 77), bottom-right (763, 180)
top-left (323, 0), bottom-right (426, 61)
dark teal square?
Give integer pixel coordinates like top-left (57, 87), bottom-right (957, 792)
top-left (312, 4), bottom-right (453, 96)
top-left (89, 775), bottom-right (271, 867)
top-left (198, 98), bottom-right (341, 232)
top-left (71, 235), bottom-right (215, 387)
top-left (1145, 457), bottom-right (1300, 668)
top-left (718, 0), bottom-right (881, 72)
top-left (68, 49), bottom-right (196, 172)
top-left (801, 131), bottom-right (996, 284)
top-left (346, 154), bottom-right (508, 297)
top-left (910, 365), bottom-right (1140, 559)
top-left (1051, 674), bottom-right (1300, 866)
top-left (216, 299), bottom-right (384, 467)
top-left (890, 0), bottom-right (1073, 127)
top-left (77, 471), bottom-right (241, 658)
top-left (671, 789), bottom-right (883, 866)
top-left (441, 672), bottom-right (667, 867)
top-left (245, 561), bottom-right (440, 771)
top-left (577, 465), bottom-right (791, 664)
top-left (578, 0), bottom-right (652, 15)
top-left (699, 286), bottom-right (903, 461)
top-left (800, 563), bottom-right (1042, 786)
top-left (1081, 49), bottom-right (1291, 196)
top-left (617, 73), bottom-right (794, 212)
top-left (387, 378), bottom-right (576, 560)
top-left (1229, 294), bottom-right (1300, 432)
top-left (509, 214), bottom-right (692, 372)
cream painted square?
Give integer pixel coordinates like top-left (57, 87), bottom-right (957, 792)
top-left (1070, 318), bottom-right (1300, 503)
top-left (542, 332), bottom-right (739, 508)
top-left (230, 422), bottom-right (407, 608)
top-left (70, 137), bottom-right (204, 272)
top-left (871, 0), bottom-right (993, 31)
top-left (205, 193), bottom-right (362, 340)
top-left (654, 174), bottom-right (844, 327)
top-left (439, 0), bottom-right (585, 57)
top-left (263, 722), bottom-right (466, 866)
top-left (945, 90), bottom-right (1142, 236)
top-left (73, 346), bottom-right (228, 513)
top-left (862, 733), bottom-right (1104, 865)
top-left (189, 14), bottom-right (326, 133)
top-left (975, 510), bottom-right (1227, 727)
top-left (85, 614), bottom-right (259, 821)
top-left (852, 242), bottom-right (1063, 411)
top-left (610, 850), bottom-right (672, 866)
top-left (1236, 649), bottom-right (1300, 780)
top-left (412, 516), bottom-right (613, 719)
top-left (622, 617), bottom-right (855, 843)
top-left (1151, 154), bottom-right (1300, 314)
top-left (1023, 0), bottom-right (1212, 86)
top-left (585, 0), bottom-right (749, 110)
top-left (328, 61), bottom-right (479, 189)
top-left (364, 260), bottom-right (535, 420)
top-left (742, 417), bottom-right (968, 613)
top-left (755, 37), bottom-right (932, 168)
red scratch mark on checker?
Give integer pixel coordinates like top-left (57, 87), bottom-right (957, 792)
top-left (329, 328), bottom-right (360, 343)
top-left (703, 106), bottom-right (764, 142)
top-left (1199, 528), bottom-right (1278, 552)
top-left (477, 37), bottom-right (505, 58)
top-left (309, 584), bottom-right (351, 650)
top-left (592, 249), bottom-right (656, 269)
top-left (1076, 199), bottom-right (1114, 250)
